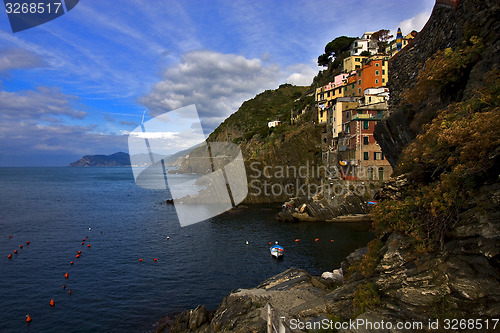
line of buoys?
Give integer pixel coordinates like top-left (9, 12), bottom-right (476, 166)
top-left (26, 241), bottom-right (30, 245)
top-left (62, 285), bottom-right (66, 289)
top-left (9, 235), bottom-right (12, 239)
top-left (49, 299), bottom-right (55, 307)
top-left (315, 238), bottom-right (319, 242)
top-left (295, 239), bottom-right (300, 242)
top-left (7, 254), bottom-right (12, 259)
top-left (19, 244), bottom-right (23, 249)
top-left (26, 314), bottom-right (32, 323)
top-left (153, 258), bottom-right (158, 262)
top-left (68, 289), bottom-right (72, 295)
top-left (70, 261), bottom-right (74, 265)
top-left (76, 254), bottom-right (80, 258)
top-left (87, 244), bottom-right (91, 248)
top-left (64, 273), bottom-right (69, 279)
top-left (14, 250), bottom-right (17, 254)
top-left (138, 258), bottom-right (143, 262)
top-left (81, 242), bottom-right (84, 245)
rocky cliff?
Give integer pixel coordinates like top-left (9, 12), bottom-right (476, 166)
top-left (374, 0), bottom-right (499, 168)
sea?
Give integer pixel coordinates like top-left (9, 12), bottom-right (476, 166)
top-left (0, 167), bottom-right (373, 333)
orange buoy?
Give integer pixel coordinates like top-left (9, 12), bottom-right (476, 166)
top-left (26, 241), bottom-right (30, 245)
top-left (70, 261), bottom-right (74, 265)
top-left (295, 239), bottom-right (300, 242)
top-left (87, 244), bottom-right (91, 248)
top-left (7, 254), bottom-right (12, 259)
top-left (81, 242), bottom-right (84, 245)
top-left (138, 258), bottom-right (143, 262)
top-left (9, 235), bottom-right (12, 239)
top-left (315, 238), bottom-right (319, 242)
top-left (68, 289), bottom-right (72, 295)
top-left (82, 238), bottom-right (86, 242)
top-left (76, 254), bottom-right (80, 258)
top-left (64, 273), bottom-right (69, 279)
top-left (14, 250), bottom-right (17, 254)
top-left (268, 242), bottom-right (272, 245)
top-left (62, 285), bottom-right (66, 289)
top-left (77, 250), bottom-right (82, 254)
top-left (26, 314), bottom-right (32, 323)
top-left (49, 299), bottom-right (55, 307)
top-left (19, 245), bottom-right (23, 249)
top-left (153, 258), bottom-right (158, 262)
top-left (330, 239), bottom-right (334, 242)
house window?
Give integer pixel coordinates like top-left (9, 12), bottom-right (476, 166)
top-left (382, 70), bottom-right (385, 75)
top-left (363, 152), bottom-right (369, 160)
top-left (368, 167), bottom-right (374, 180)
top-left (352, 83), bottom-right (355, 88)
top-left (327, 91), bottom-right (330, 97)
top-left (375, 70), bottom-right (379, 76)
top-left (375, 79), bottom-right (379, 84)
top-left (363, 136), bottom-right (369, 145)
top-left (378, 167), bottom-right (384, 180)
top-left (377, 110), bottom-right (382, 118)
top-left (363, 121), bottom-right (369, 129)
top-left (374, 152), bottom-right (381, 160)
top-left (338, 88), bottom-right (341, 94)
top-left (358, 88), bottom-right (361, 94)
top-left (358, 80), bottom-right (361, 85)
top-left (382, 78), bottom-right (385, 83)
top-left (355, 65), bottom-right (360, 69)
top-left (346, 111), bottom-right (349, 118)
top-left (355, 58), bottom-right (360, 62)
top-left (375, 63), bottom-right (379, 67)
top-left (368, 97), bottom-right (372, 102)
top-left (346, 125), bottom-right (350, 133)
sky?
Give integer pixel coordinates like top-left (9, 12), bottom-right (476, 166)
top-left (0, 0), bottom-right (434, 166)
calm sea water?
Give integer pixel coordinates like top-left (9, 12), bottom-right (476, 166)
top-left (0, 167), bottom-right (372, 333)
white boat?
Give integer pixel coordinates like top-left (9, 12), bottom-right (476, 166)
top-left (270, 244), bottom-right (284, 258)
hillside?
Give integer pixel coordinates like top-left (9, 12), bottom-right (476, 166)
top-left (177, 84), bottom-right (325, 203)
top-left (69, 152), bottom-right (131, 167)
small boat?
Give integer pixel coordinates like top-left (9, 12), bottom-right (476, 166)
top-left (270, 244), bottom-right (284, 258)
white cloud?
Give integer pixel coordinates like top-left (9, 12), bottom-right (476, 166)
top-left (391, 9), bottom-right (432, 38)
top-left (285, 63), bottom-right (318, 86)
top-left (140, 50), bottom-right (284, 132)
top-left (0, 48), bottom-right (44, 73)
top-left (0, 87), bottom-right (87, 120)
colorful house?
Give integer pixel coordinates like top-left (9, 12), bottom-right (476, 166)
top-left (350, 32), bottom-right (378, 56)
top-left (355, 55), bottom-right (389, 95)
top-left (343, 55), bottom-right (367, 73)
top-left (337, 102), bottom-right (392, 180)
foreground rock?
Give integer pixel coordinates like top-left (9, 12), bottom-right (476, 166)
top-left (277, 193), bottom-right (370, 223)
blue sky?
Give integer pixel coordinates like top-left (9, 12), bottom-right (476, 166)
top-left (0, 0), bottom-right (434, 166)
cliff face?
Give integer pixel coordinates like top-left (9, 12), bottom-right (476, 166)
top-left (374, 0), bottom-right (499, 167)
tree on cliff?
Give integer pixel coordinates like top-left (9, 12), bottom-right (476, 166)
top-left (317, 36), bottom-right (356, 67)
top-left (370, 29), bottom-right (393, 53)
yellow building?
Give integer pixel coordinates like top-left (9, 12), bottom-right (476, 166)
top-left (342, 55), bottom-right (367, 73)
top-left (315, 81), bottom-right (347, 123)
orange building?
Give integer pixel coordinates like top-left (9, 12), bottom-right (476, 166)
top-left (355, 56), bottom-right (389, 95)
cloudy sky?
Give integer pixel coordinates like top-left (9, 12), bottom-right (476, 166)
top-left (0, 0), bottom-right (434, 166)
